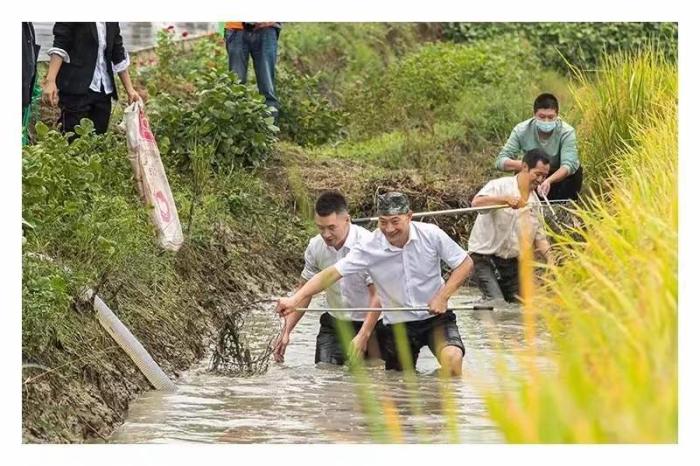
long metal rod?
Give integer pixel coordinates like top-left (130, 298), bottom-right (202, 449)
top-left (352, 200), bottom-right (571, 224)
top-left (541, 193), bottom-right (557, 216)
top-left (296, 305), bottom-right (494, 312)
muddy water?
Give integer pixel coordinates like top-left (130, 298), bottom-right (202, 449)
top-left (109, 289), bottom-right (549, 443)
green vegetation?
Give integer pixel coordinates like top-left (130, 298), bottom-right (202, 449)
top-left (343, 38), bottom-right (540, 138)
top-left (138, 31), bottom-right (278, 169)
top-left (279, 23), bottom-right (423, 98)
top-left (276, 68), bottom-right (346, 147)
top-left (443, 22), bottom-right (678, 73)
top-left (570, 48), bottom-right (678, 190)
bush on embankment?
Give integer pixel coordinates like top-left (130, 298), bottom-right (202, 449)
top-left (442, 22), bottom-right (677, 74)
top-left (343, 38), bottom-right (540, 139)
top-left (143, 28), bottom-right (353, 150)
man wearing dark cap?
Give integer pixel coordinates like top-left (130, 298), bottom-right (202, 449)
top-left (277, 192), bottom-right (473, 376)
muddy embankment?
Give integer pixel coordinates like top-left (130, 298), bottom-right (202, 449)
top-left (271, 145), bottom-right (497, 244)
top-left (22, 176), bottom-right (307, 442)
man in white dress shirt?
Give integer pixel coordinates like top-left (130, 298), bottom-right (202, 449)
top-left (272, 191), bottom-right (382, 365)
top-left (469, 148), bottom-right (553, 303)
top-left (277, 192), bottom-right (473, 376)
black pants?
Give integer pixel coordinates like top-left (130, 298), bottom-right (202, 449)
top-left (378, 311), bottom-right (465, 372)
top-left (59, 90), bottom-right (112, 140)
top-left (471, 253), bottom-right (520, 303)
top-left (547, 165), bottom-right (583, 201)
top-left (315, 312), bottom-right (381, 365)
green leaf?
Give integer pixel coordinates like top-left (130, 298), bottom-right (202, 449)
top-left (35, 121), bottom-right (50, 140)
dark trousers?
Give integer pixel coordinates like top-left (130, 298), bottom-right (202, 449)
top-left (471, 253), bottom-right (520, 303)
top-left (315, 312), bottom-right (381, 365)
top-left (378, 312), bottom-right (465, 372)
top-left (59, 90), bottom-right (112, 139)
top-left (548, 165), bottom-right (583, 201)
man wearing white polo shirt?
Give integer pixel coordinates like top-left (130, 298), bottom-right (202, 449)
top-left (272, 191), bottom-right (382, 365)
top-left (277, 192), bottom-right (474, 376)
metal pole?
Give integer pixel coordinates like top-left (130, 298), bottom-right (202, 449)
top-left (295, 305), bottom-right (494, 312)
top-left (541, 193), bottom-right (557, 216)
top-left (352, 200), bottom-right (571, 224)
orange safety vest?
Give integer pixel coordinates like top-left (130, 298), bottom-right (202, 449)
top-left (224, 22), bottom-right (244, 30)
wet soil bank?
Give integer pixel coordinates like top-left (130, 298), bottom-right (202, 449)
top-left (22, 211), bottom-right (305, 442)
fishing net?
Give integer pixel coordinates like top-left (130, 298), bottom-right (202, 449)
top-left (541, 203), bottom-right (585, 239)
top-left (209, 298), bottom-right (283, 377)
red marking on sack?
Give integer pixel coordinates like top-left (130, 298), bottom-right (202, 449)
top-left (155, 190), bottom-right (171, 222)
top-left (139, 110), bottom-right (155, 141)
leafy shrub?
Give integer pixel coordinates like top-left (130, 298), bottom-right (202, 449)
top-left (22, 254), bottom-right (74, 356)
top-left (276, 67), bottom-right (347, 147)
top-left (148, 70), bottom-right (279, 170)
top-left (344, 37), bottom-right (540, 138)
top-left (442, 22), bottom-right (678, 73)
top-left (22, 120), bottom-right (150, 273)
top-left (136, 30), bottom-right (278, 170)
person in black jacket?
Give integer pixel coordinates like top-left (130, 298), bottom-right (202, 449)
top-left (22, 22), bottom-right (40, 112)
top-left (42, 22), bottom-right (139, 138)
top-left (22, 22), bottom-right (40, 144)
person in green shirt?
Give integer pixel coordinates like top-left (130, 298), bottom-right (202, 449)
top-left (495, 93), bottom-right (583, 200)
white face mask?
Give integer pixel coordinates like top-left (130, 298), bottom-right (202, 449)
top-left (535, 118), bottom-right (557, 133)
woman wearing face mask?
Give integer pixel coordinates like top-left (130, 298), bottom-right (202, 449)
top-left (494, 93), bottom-right (583, 200)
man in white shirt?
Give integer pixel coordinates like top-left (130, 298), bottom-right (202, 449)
top-left (277, 192), bottom-right (474, 376)
top-left (272, 191), bottom-right (382, 365)
top-left (469, 148), bottom-right (553, 302)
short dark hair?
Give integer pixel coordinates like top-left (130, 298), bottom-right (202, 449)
top-left (533, 93), bottom-right (559, 113)
top-left (315, 190), bottom-right (348, 216)
top-left (522, 148), bottom-right (551, 169)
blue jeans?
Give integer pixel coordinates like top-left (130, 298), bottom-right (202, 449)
top-left (225, 27), bottom-right (280, 119)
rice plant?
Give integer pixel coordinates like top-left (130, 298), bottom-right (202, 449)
top-left (481, 99), bottom-right (677, 442)
top-left (570, 47), bottom-right (677, 192)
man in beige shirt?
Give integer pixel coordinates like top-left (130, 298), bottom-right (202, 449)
top-left (468, 148), bottom-right (553, 302)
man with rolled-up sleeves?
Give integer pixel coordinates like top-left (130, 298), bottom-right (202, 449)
top-left (42, 22), bottom-right (140, 138)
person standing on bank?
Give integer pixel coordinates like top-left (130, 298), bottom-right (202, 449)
top-left (277, 192), bottom-right (473, 376)
top-left (495, 93), bottom-right (583, 200)
top-left (42, 22), bottom-right (140, 138)
top-left (22, 22), bottom-right (40, 119)
top-left (22, 22), bottom-right (40, 145)
top-left (469, 149), bottom-right (553, 303)
top-left (223, 22), bottom-right (281, 124)
top-left (272, 191), bottom-right (383, 365)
